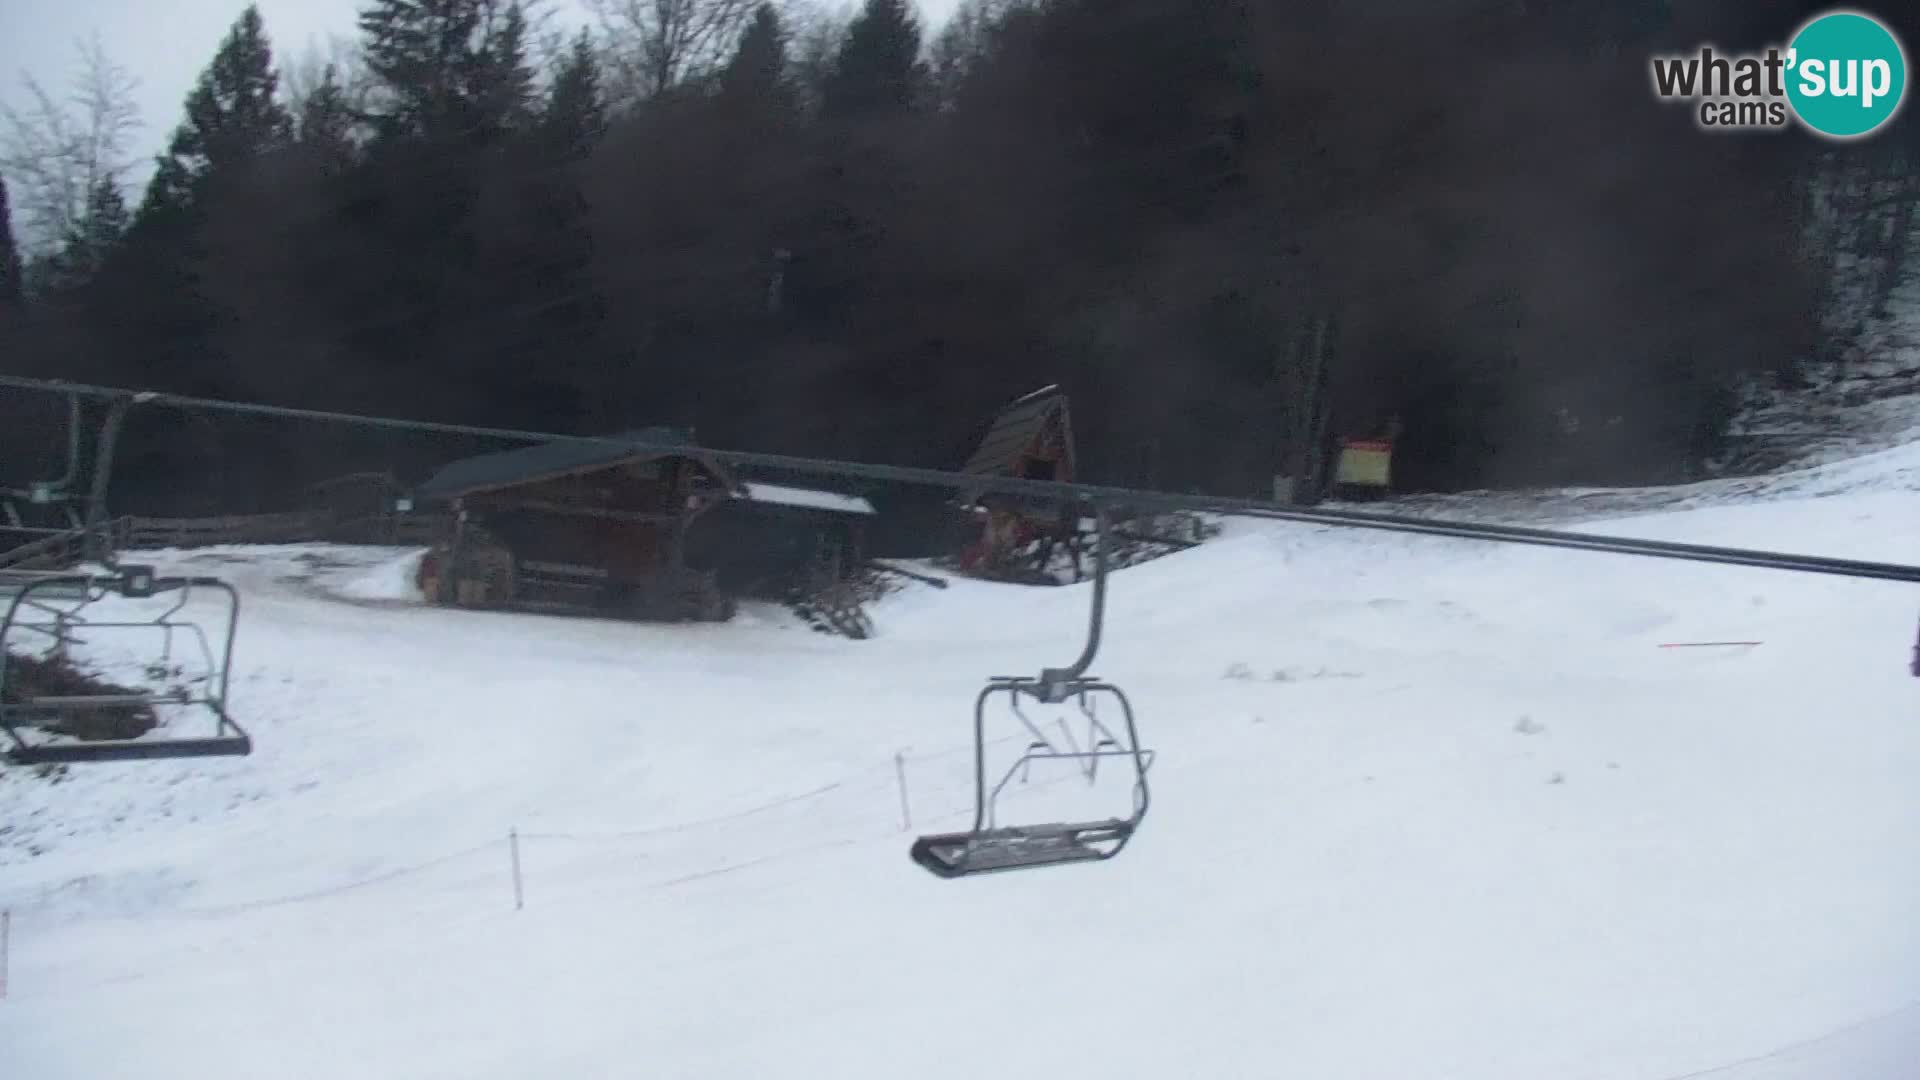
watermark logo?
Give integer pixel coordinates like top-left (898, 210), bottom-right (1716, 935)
top-left (1650, 9), bottom-right (1907, 140)
top-left (1787, 11), bottom-right (1907, 137)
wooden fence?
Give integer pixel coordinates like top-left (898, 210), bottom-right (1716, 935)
top-left (121, 510), bottom-right (454, 551)
top-left (121, 511), bottom-right (329, 550)
top-left (0, 522), bottom-right (113, 572)
top-left (0, 510), bottom-right (455, 572)
top-left (321, 512), bottom-right (454, 547)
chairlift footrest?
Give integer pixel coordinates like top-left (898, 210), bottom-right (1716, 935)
top-left (25, 693), bottom-right (189, 708)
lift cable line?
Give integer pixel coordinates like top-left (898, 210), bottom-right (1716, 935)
top-left (4, 372), bottom-right (1919, 587)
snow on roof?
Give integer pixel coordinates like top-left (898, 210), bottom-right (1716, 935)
top-left (738, 482), bottom-right (876, 516)
top-left (1007, 383), bottom-right (1061, 407)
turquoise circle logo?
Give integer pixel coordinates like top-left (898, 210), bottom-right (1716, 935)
top-left (1786, 10), bottom-right (1908, 139)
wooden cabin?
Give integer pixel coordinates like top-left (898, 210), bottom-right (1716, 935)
top-left (956, 386), bottom-right (1085, 582)
top-left (412, 429), bottom-right (735, 621)
top-left (410, 433), bottom-right (881, 623)
top-left (690, 478), bottom-right (878, 604)
top-left (963, 384), bottom-right (1077, 487)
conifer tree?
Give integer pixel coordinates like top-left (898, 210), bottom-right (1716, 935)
top-left (172, 6), bottom-right (293, 177)
top-left (358, 0), bottom-right (536, 141)
top-left (294, 64), bottom-right (358, 172)
top-left (542, 31), bottom-right (607, 159)
top-left (54, 177), bottom-right (129, 288)
top-left (820, 0), bottom-right (922, 120)
top-left (722, 4), bottom-right (792, 111)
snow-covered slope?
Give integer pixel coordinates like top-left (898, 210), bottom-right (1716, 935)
top-left (1390, 387), bottom-right (1920, 528)
top-left (3, 442), bottom-right (1920, 1078)
top-left (1387, 247), bottom-right (1920, 529)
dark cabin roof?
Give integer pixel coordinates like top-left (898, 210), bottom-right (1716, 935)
top-left (962, 385), bottom-right (1074, 477)
top-left (415, 428), bottom-right (712, 500)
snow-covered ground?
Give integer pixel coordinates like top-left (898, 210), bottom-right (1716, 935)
top-left (4, 432), bottom-right (1920, 1077)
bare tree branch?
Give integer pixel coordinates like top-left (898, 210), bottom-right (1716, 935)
top-left (72, 36), bottom-right (142, 192)
top-left (284, 32), bottom-right (390, 136)
top-left (0, 34), bottom-right (142, 255)
top-left (590, 0), bottom-right (759, 104)
top-left (283, 37), bottom-right (344, 115)
top-left (0, 77), bottom-right (78, 254)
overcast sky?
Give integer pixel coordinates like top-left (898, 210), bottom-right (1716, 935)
top-left (0, 0), bottom-right (960, 169)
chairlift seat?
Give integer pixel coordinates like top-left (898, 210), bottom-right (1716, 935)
top-left (911, 820), bottom-right (1134, 879)
top-left (2, 570), bottom-right (251, 767)
top-left (909, 504), bottom-right (1152, 880)
top-left (8, 732), bottom-right (252, 765)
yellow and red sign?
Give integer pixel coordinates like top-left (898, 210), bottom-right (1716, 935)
top-left (1335, 439), bottom-right (1394, 489)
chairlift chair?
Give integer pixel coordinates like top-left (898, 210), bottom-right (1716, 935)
top-left (1, 565), bottom-right (251, 764)
top-left (910, 504), bottom-right (1156, 879)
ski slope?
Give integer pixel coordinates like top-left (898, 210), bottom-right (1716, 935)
top-left (4, 445), bottom-right (1920, 1078)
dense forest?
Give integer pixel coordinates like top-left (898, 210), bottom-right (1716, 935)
top-left (1, 0), bottom-right (1917, 514)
